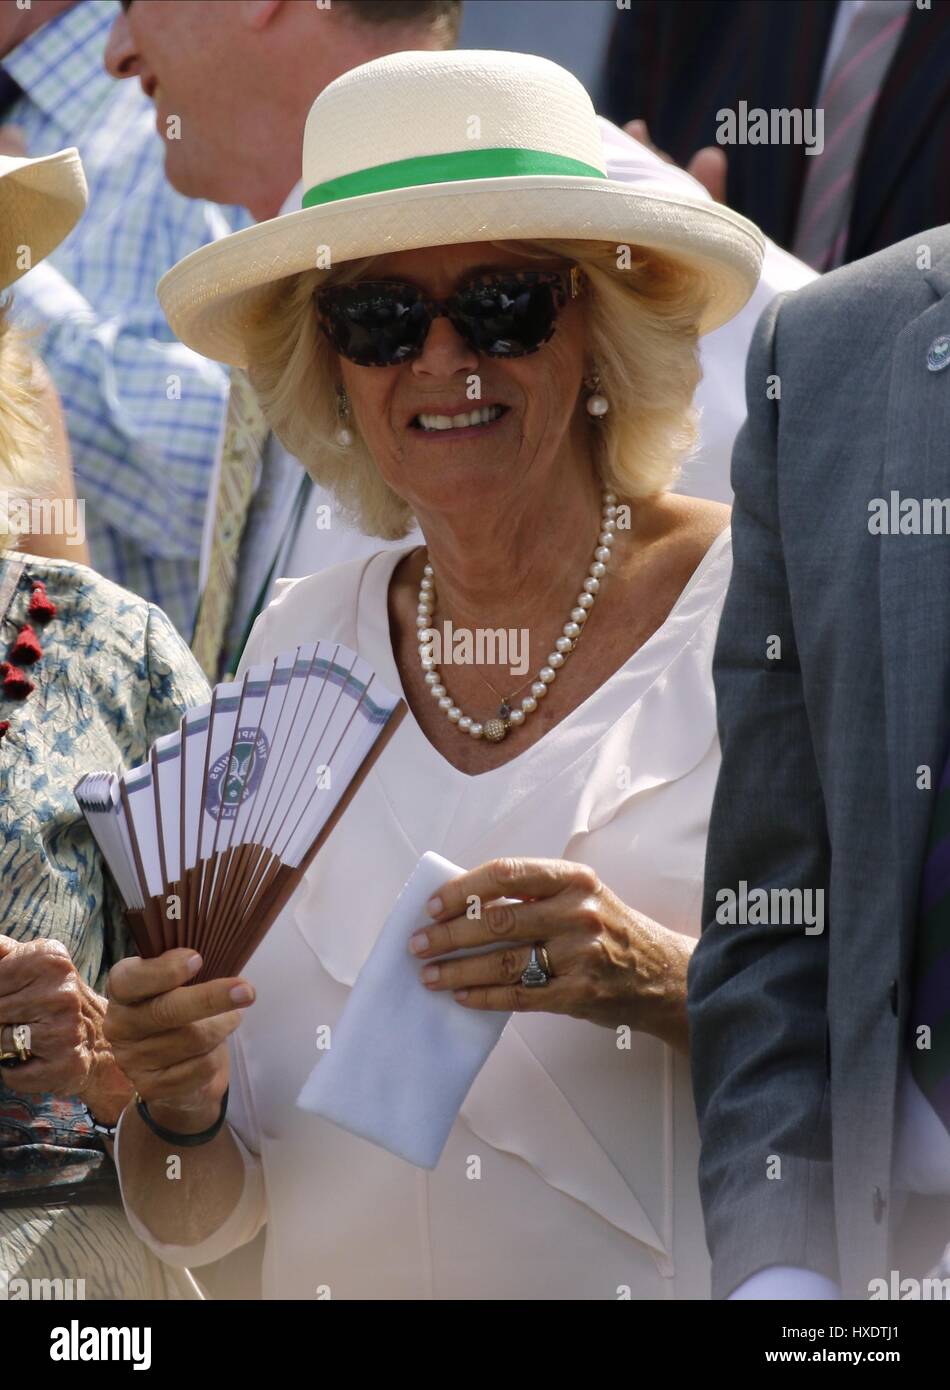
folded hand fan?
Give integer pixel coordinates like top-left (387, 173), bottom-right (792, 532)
top-left (75, 642), bottom-right (405, 982)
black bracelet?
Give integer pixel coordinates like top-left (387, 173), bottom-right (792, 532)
top-left (80, 1102), bottom-right (119, 1140)
top-left (135, 1088), bottom-right (229, 1148)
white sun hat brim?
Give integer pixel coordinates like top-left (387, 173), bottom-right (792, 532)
top-left (157, 50), bottom-right (766, 368)
top-left (0, 147), bottom-right (87, 291)
top-left (160, 177), bottom-right (765, 369)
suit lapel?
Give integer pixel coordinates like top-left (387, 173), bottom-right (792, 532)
top-left (880, 250), bottom-right (950, 962)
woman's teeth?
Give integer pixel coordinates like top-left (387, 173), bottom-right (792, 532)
top-left (414, 404), bottom-right (505, 431)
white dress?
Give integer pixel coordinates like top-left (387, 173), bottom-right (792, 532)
top-left (118, 530), bottom-right (733, 1300)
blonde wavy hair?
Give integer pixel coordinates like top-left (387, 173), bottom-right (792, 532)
top-left (0, 297), bottom-right (50, 555)
top-left (243, 239), bottom-right (710, 539)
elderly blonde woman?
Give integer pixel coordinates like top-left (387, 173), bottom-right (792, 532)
top-left (107, 50), bottom-right (765, 1300)
top-left (0, 147), bottom-right (209, 1298)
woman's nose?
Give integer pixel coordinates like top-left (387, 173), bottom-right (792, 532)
top-left (410, 314), bottom-right (479, 376)
top-left (104, 12), bottom-right (141, 80)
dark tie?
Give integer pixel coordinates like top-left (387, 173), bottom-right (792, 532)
top-left (0, 66), bottom-right (24, 123)
top-left (911, 759), bottom-right (950, 1134)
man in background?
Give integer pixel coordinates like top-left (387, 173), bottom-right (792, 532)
top-left (107, 0), bottom-right (463, 684)
top-left (604, 0), bottom-right (950, 272)
top-left (690, 225), bottom-right (950, 1299)
top-left (0, 0), bottom-right (248, 636)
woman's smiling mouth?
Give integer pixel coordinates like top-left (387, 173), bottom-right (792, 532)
top-left (410, 404), bottom-right (510, 437)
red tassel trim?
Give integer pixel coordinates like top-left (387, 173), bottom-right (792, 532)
top-left (9, 624), bottom-right (42, 665)
top-left (28, 580), bottom-right (56, 622)
top-left (1, 578), bottom-right (53, 714)
top-left (0, 661), bottom-right (35, 699)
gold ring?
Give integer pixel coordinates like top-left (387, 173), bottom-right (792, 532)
top-left (12, 1023), bottom-right (32, 1062)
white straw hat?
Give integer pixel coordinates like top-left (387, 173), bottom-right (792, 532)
top-left (0, 146), bottom-right (87, 290)
top-left (159, 49), bottom-right (765, 367)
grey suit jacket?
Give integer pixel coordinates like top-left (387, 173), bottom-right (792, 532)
top-left (688, 226), bottom-right (950, 1300)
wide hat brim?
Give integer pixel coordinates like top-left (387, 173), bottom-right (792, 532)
top-left (158, 174), bottom-right (765, 368)
top-left (0, 147), bottom-right (87, 291)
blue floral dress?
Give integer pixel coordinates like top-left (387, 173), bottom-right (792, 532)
top-left (0, 551), bottom-right (209, 1296)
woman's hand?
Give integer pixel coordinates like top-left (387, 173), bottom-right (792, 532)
top-left (105, 949), bottom-right (254, 1134)
top-left (408, 857), bottom-right (694, 1052)
top-left (0, 935), bottom-right (133, 1122)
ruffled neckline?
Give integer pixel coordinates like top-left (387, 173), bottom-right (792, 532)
top-left (242, 531), bottom-right (733, 1281)
top-left (357, 527), bottom-right (732, 790)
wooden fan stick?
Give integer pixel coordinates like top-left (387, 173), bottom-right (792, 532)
top-left (201, 846), bottom-right (282, 983)
top-left (183, 860), bottom-right (203, 948)
top-left (179, 705), bottom-right (216, 949)
top-left (123, 907), bottom-right (154, 960)
top-left (205, 838), bottom-right (263, 952)
top-left (194, 695), bottom-right (250, 940)
top-left (195, 656), bottom-right (370, 978)
top-left (202, 656), bottom-right (297, 947)
top-left (201, 849), bottom-right (283, 983)
top-left (201, 650), bottom-right (330, 946)
top-left (192, 837), bottom-right (221, 942)
top-left (125, 863), bottom-right (201, 963)
top-left (199, 844), bottom-right (275, 979)
top-left (229, 649), bottom-right (317, 860)
top-left (205, 842), bottom-right (240, 927)
top-left (199, 663), bottom-right (279, 949)
top-left (198, 839), bottom-right (251, 956)
top-left (178, 723), bottom-right (191, 949)
top-left (125, 845), bottom-right (269, 974)
top-left (220, 645), bottom-right (350, 931)
top-left (201, 699), bottom-right (406, 982)
top-left (194, 699), bottom-right (407, 983)
top-left (194, 684), bottom-right (253, 945)
top-left (228, 659), bottom-right (369, 932)
top-left (148, 742), bottom-right (186, 955)
top-left (185, 685), bottom-right (228, 951)
top-left (167, 877), bottom-right (184, 953)
top-left (219, 838), bottom-right (278, 941)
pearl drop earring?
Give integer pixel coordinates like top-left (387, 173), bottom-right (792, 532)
top-left (335, 385), bottom-right (354, 446)
top-left (585, 371), bottom-right (609, 418)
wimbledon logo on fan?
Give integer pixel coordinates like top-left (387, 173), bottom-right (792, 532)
top-left (205, 728), bottom-right (270, 820)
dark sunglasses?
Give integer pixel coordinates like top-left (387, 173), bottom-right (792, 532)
top-left (315, 265), bottom-right (583, 368)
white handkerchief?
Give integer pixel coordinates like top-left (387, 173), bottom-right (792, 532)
top-left (296, 851), bottom-right (511, 1168)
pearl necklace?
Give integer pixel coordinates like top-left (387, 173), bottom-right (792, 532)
top-left (417, 489), bottom-right (617, 742)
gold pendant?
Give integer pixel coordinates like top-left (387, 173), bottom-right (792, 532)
top-left (483, 718), bottom-right (508, 743)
